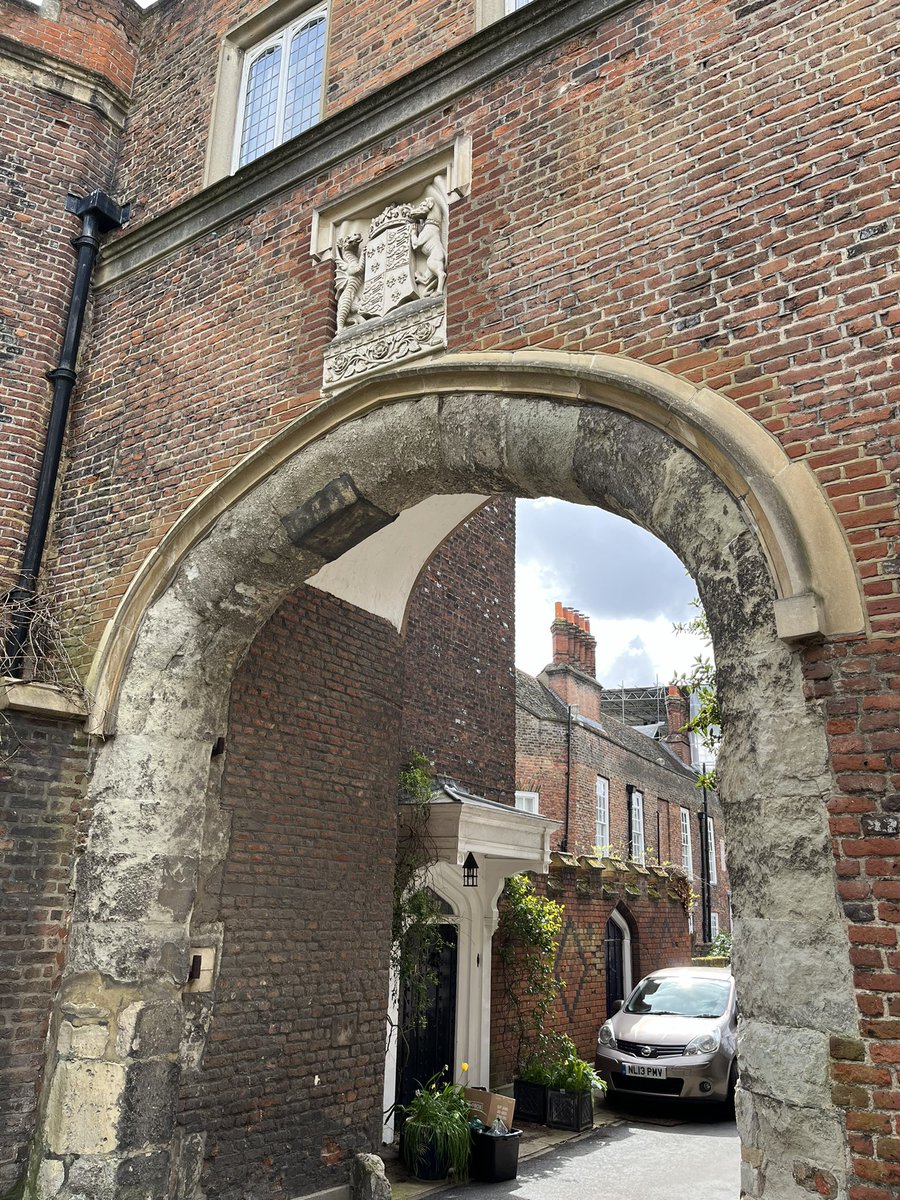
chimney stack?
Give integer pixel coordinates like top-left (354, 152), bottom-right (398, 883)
top-left (665, 684), bottom-right (692, 765)
top-left (551, 604), bottom-right (597, 678)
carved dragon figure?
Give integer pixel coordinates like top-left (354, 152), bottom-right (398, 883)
top-left (334, 233), bottom-right (365, 332)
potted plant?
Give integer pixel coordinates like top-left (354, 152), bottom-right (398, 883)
top-left (546, 1053), bottom-right (605, 1132)
top-left (513, 1032), bottom-right (575, 1124)
top-left (397, 1072), bottom-right (471, 1182)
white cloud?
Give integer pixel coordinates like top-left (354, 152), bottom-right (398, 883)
top-left (515, 498), bottom-right (712, 685)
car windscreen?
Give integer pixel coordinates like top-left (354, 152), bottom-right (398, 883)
top-left (625, 975), bottom-right (731, 1018)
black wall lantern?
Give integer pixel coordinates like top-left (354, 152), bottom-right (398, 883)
top-left (465, 849), bottom-right (480, 888)
top-left (462, 852), bottom-right (479, 887)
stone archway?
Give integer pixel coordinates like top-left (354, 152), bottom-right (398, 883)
top-left (35, 355), bottom-right (863, 1200)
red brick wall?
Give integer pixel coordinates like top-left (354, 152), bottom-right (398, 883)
top-left (0, 69), bottom-right (127, 592)
top-left (402, 499), bottom-right (516, 805)
top-left (0, 0), bottom-right (139, 95)
top-left (177, 586), bottom-right (402, 1198)
top-left (490, 859), bottom-right (692, 1085)
top-left (804, 639), bottom-right (900, 1195)
top-left (115, 0), bottom-right (478, 225)
top-left (0, 713), bottom-right (90, 1191)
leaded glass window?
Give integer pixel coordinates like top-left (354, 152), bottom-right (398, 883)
top-left (235, 6), bottom-right (327, 170)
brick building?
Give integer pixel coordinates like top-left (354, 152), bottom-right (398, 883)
top-left (1, 0), bottom-right (898, 1198)
top-left (516, 605), bottom-right (732, 944)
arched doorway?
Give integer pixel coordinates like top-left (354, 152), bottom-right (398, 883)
top-left (37, 354), bottom-right (864, 1199)
top-left (605, 907), bottom-right (634, 1018)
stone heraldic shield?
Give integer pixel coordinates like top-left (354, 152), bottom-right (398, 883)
top-left (358, 205), bottom-right (419, 320)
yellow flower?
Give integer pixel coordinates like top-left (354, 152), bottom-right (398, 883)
top-left (461, 1062), bottom-right (469, 1072)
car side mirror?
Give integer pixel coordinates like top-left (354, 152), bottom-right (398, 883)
top-left (612, 999), bottom-right (624, 1014)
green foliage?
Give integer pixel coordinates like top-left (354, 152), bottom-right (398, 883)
top-left (665, 865), bottom-right (699, 916)
top-left (674, 597), bottom-right (720, 790)
top-left (517, 1032), bottom-right (576, 1084)
top-left (549, 1052), bottom-right (606, 1095)
top-left (708, 930), bottom-right (733, 960)
top-left (495, 874), bottom-right (565, 1072)
top-left (392, 753), bottom-right (446, 1033)
top-left (398, 1072), bottom-right (471, 1181)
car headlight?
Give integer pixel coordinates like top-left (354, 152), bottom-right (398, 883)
top-left (597, 1021), bottom-right (617, 1049)
top-left (685, 1029), bottom-right (721, 1056)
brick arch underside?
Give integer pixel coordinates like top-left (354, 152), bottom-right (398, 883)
top-left (37, 393), bottom-right (857, 1200)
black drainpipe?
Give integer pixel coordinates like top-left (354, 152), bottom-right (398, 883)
top-left (4, 191), bottom-right (129, 678)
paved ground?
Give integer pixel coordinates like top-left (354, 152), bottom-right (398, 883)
top-left (392, 1100), bottom-right (740, 1200)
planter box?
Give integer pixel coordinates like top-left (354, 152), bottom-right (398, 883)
top-left (470, 1129), bottom-right (522, 1183)
top-left (546, 1088), bottom-right (593, 1132)
top-left (513, 1079), bottom-right (549, 1125)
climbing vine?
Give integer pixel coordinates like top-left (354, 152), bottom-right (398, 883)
top-left (674, 597), bottom-right (720, 790)
top-left (494, 874), bottom-right (564, 1072)
top-left (391, 752), bottom-right (446, 1034)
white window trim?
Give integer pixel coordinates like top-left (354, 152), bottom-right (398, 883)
top-left (707, 818), bottom-right (718, 885)
top-left (630, 789), bottom-right (645, 865)
top-left (595, 776), bottom-right (610, 850)
top-left (514, 790), bottom-right (539, 814)
top-left (711, 911), bottom-right (720, 940)
top-left (206, 0), bottom-right (330, 185)
top-left (476, 0), bottom-right (532, 28)
top-left (680, 807), bottom-right (693, 878)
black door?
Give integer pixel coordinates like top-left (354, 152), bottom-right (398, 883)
top-left (605, 916), bottom-right (626, 1018)
top-left (396, 923), bottom-right (458, 1109)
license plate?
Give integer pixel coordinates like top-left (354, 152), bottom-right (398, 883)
top-left (623, 1063), bottom-right (666, 1079)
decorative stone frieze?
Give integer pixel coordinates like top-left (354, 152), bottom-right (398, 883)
top-left (323, 295), bottom-right (446, 388)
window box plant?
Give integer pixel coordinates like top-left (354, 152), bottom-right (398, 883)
top-left (397, 1073), bottom-right (471, 1182)
top-left (546, 1054), bottom-right (604, 1133)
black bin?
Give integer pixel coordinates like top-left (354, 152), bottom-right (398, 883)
top-left (470, 1129), bottom-right (523, 1183)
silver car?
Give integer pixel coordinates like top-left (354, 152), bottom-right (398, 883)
top-left (595, 966), bottom-right (737, 1103)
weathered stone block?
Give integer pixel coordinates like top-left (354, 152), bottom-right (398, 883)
top-left (350, 1152), bottom-right (391, 1200)
top-left (116, 1000), bottom-right (181, 1060)
top-left (738, 1021), bottom-right (830, 1109)
top-left (119, 1061), bottom-right (179, 1149)
top-left (58, 1022), bottom-right (109, 1060)
top-left (35, 1156), bottom-right (65, 1200)
top-left (45, 1060), bottom-right (126, 1155)
top-left (115, 1149), bottom-right (171, 1193)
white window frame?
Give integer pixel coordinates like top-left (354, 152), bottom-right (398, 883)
top-left (514, 790), bottom-right (539, 814)
top-left (595, 776), bottom-right (610, 850)
top-left (680, 808), bottom-right (693, 878)
top-left (232, 3), bottom-right (328, 172)
top-left (707, 818), bottom-right (718, 885)
top-left (206, 0), bottom-right (329, 185)
top-left (630, 789), bottom-right (645, 865)
top-left (476, 0), bottom-right (531, 26)
top-left (505, 0), bottom-right (535, 10)
top-left (711, 911), bottom-right (720, 940)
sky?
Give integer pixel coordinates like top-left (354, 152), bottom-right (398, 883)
top-left (515, 498), bottom-right (711, 686)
